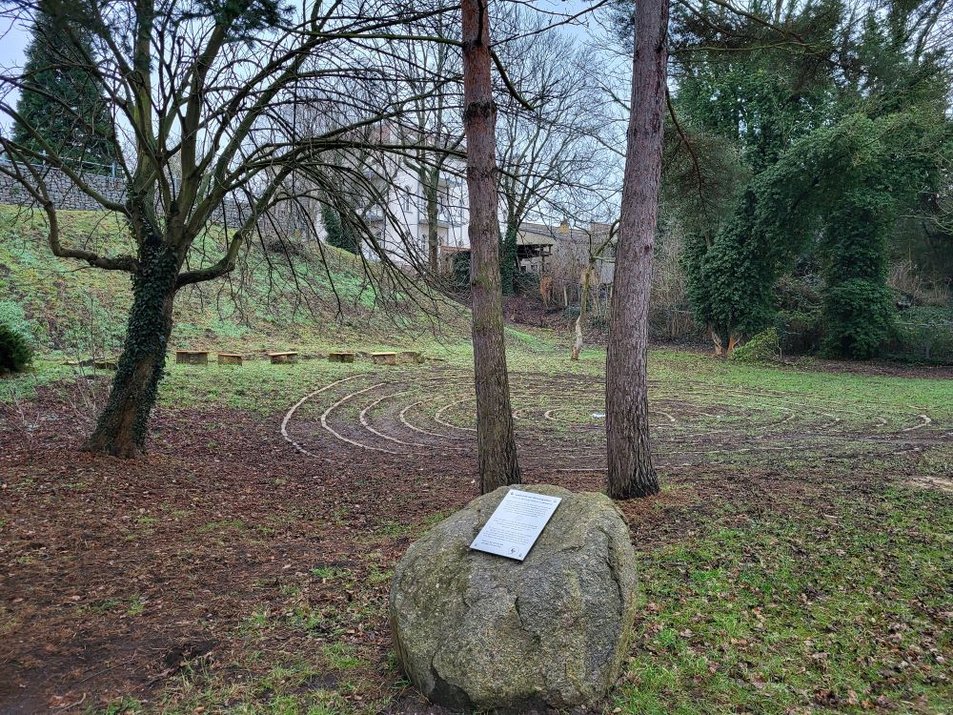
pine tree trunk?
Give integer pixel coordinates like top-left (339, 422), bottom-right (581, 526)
top-left (606, 0), bottom-right (668, 499)
top-left (84, 239), bottom-right (179, 458)
top-left (462, 0), bottom-right (520, 493)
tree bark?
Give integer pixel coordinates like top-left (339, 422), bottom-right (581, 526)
top-left (461, 0), bottom-right (520, 493)
top-left (571, 264), bottom-right (593, 361)
top-left (425, 174), bottom-right (440, 273)
top-left (84, 237), bottom-right (179, 458)
top-left (606, 0), bottom-right (668, 499)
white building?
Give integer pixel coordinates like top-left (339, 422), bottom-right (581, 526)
top-left (357, 153), bottom-right (470, 268)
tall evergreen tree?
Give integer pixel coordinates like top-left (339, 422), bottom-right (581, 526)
top-left (13, 0), bottom-right (115, 171)
top-left (321, 203), bottom-right (360, 255)
top-left (461, 0), bottom-right (521, 493)
top-left (606, 0), bottom-right (668, 499)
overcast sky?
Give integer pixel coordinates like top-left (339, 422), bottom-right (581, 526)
top-left (0, 0), bottom-right (629, 144)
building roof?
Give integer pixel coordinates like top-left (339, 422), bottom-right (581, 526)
top-left (516, 221), bottom-right (614, 248)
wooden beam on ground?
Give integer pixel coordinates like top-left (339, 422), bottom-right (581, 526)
top-left (269, 351), bottom-right (299, 364)
top-left (176, 350), bottom-right (209, 365)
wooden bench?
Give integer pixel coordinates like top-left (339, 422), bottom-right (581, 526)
top-left (328, 351), bottom-right (355, 363)
top-left (371, 351), bottom-right (398, 366)
top-left (398, 350), bottom-right (424, 364)
top-left (94, 358), bottom-right (118, 370)
top-left (176, 350), bottom-right (209, 365)
top-left (217, 353), bottom-right (243, 366)
top-left (269, 351), bottom-right (299, 364)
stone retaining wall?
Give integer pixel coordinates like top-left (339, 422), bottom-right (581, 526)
top-left (0, 161), bottom-right (297, 231)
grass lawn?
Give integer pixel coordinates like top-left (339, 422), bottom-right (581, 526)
top-left (1, 205), bottom-right (951, 712)
top-left (2, 333), bottom-right (950, 714)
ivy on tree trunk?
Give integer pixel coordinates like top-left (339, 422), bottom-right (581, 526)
top-left (84, 236), bottom-right (179, 457)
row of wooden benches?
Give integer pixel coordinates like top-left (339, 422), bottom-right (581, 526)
top-left (173, 350), bottom-right (424, 366)
top-left (69, 350), bottom-right (425, 370)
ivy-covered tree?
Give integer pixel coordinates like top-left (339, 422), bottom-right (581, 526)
top-left (687, 111), bottom-right (951, 357)
top-left (819, 112), bottom-right (951, 358)
top-left (672, 0), bottom-right (952, 358)
top-left (321, 203), bottom-right (360, 255)
top-left (12, 0), bottom-right (115, 171)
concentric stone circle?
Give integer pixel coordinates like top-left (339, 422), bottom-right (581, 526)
top-left (281, 366), bottom-right (948, 470)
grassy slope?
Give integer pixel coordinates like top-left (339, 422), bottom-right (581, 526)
top-left (0, 205), bottom-right (468, 359)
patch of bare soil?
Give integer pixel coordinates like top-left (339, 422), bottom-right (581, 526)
top-left (905, 475), bottom-right (953, 493)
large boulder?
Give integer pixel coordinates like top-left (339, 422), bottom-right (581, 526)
top-left (389, 484), bottom-right (638, 711)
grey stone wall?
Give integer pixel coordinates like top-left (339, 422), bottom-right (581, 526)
top-left (0, 162), bottom-right (298, 232)
top-left (0, 162), bottom-right (126, 211)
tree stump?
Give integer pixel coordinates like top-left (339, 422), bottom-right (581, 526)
top-left (269, 351), bottom-right (299, 364)
top-left (176, 350), bottom-right (209, 365)
top-left (371, 352), bottom-right (398, 365)
top-left (328, 352), bottom-right (356, 363)
top-left (217, 353), bottom-right (243, 366)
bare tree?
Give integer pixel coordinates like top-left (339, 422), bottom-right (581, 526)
top-left (384, 10), bottom-right (466, 274)
top-left (461, 0), bottom-right (520, 492)
top-left (605, 0), bottom-right (668, 498)
top-left (0, 0), bottom-right (459, 457)
top-left (494, 8), bottom-right (612, 293)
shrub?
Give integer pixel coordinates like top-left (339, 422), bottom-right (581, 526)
top-left (888, 259), bottom-right (951, 308)
top-left (888, 307), bottom-right (953, 364)
top-left (0, 322), bottom-right (33, 374)
top-left (513, 271), bottom-right (540, 296)
top-left (730, 327), bottom-right (781, 363)
top-left (588, 313), bottom-right (609, 331)
top-left (820, 279), bottom-right (894, 360)
top-left (777, 309), bottom-right (824, 354)
top-left (450, 252), bottom-right (471, 291)
top-left (774, 274), bottom-right (823, 354)
top-left (650, 225), bottom-right (700, 341)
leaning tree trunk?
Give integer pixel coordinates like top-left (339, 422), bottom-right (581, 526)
top-left (571, 265), bottom-right (594, 361)
top-left (461, 0), bottom-right (521, 493)
top-left (606, 0), bottom-right (668, 499)
top-left (84, 238), bottom-right (180, 458)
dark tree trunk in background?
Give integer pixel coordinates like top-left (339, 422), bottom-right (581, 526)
top-left (83, 237), bottom-right (180, 458)
top-left (461, 0), bottom-right (521, 493)
top-left (606, 0), bottom-right (668, 499)
top-left (425, 175), bottom-right (440, 272)
top-left (501, 220), bottom-right (518, 295)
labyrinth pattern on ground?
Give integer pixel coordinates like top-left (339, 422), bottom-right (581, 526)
top-left (282, 366), bottom-right (949, 471)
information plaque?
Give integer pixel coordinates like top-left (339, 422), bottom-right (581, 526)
top-left (470, 489), bottom-right (562, 561)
